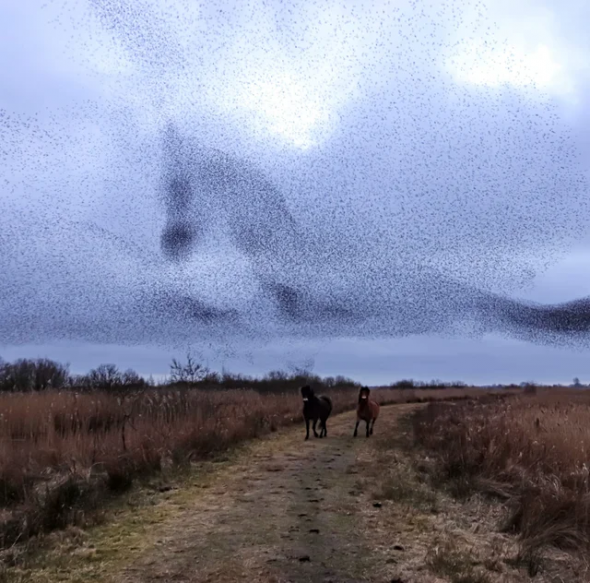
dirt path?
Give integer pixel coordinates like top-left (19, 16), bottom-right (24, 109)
top-left (117, 404), bottom-right (413, 583)
top-left (12, 403), bottom-right (565, 583)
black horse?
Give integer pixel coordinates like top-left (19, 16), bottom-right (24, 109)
top-left (301, 385), bottom-right (333, 440)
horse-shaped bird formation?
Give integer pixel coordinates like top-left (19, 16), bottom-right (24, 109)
top-left (3, 119), bottom-right (590, 348)
top-left (155, 122), bottom-right (590, 346)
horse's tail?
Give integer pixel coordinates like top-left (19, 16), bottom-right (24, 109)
top-left (320, 395), bottom-right (333, 415)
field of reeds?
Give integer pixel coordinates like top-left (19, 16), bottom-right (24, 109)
top-left (0, 383), bottom-right (487, 550)
top-left (413, 388), bottom-right (590, 566)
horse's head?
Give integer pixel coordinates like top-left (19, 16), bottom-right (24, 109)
top-left (358, 386), bottom-right (370, 403)
top-left (300, 385), bottom-right (314, 402)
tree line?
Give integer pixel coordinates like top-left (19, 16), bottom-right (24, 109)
top-left (0, 358), bottom-right (149, 392)
top-left (0, 354), bottom-right (362, 393)
top-left (0, 353), bottom-right (490, 393)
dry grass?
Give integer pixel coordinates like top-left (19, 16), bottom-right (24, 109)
top-left (413, 388), bottom-right (590, 562)
top-left (0, 384), bottom-right (490, 549)
top-left (426, 538), bottom-right (493, 583)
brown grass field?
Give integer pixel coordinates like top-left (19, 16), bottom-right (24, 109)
top-left (0, 384), bottom-right (487, 550)
top-left (413, 387), bottom-right (590, 569)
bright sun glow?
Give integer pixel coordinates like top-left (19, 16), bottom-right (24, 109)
top-left (448, 42), bottom-right (562, 91)
top-left (238, 73), bottom-right (332, 149)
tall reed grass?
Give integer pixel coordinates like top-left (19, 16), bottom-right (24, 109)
top-left (413, 388), bottom-right (590, 560)
top-left (0, 385), bottom-right (483, 548)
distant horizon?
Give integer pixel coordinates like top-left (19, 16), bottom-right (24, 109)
top-left (2, 333), bottom-right (589, 388)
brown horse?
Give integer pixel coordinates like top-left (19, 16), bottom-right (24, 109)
top-left (354, 386), bottom-right (380, 437)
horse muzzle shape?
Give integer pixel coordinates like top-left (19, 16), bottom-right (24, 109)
top-left (160, 221), bottom-right (200, 261)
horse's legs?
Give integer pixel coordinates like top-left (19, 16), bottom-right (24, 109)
top-left (323, 419), bottom-right (328, 438)
top-left (305, 417), bottom-right (310, 440)
top-left (370, 418), bottom-right (376, 435)
top-left (354, 419), bottom-right (359, 437)
top-left (366, 419), bottom-right (370, 437)
top-left (312, 418), bottom-right (319, 438)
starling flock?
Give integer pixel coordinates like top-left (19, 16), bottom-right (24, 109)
top-left (1, 0), bottom-right (590, 352)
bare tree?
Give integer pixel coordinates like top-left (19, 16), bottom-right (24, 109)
top-left (0, 358), bottom-right (70, 392)
top-left (169, 352), bottom-right (209, 384)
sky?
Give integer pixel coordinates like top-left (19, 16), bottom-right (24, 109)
top-left (2, 0), bottom-right (590, 385)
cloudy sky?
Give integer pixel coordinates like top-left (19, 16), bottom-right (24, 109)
top-left (2, 0), bottom-right (590, 385)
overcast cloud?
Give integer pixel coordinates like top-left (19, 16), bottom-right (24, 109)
top-left (2, 0), bottom-right (590, 384)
